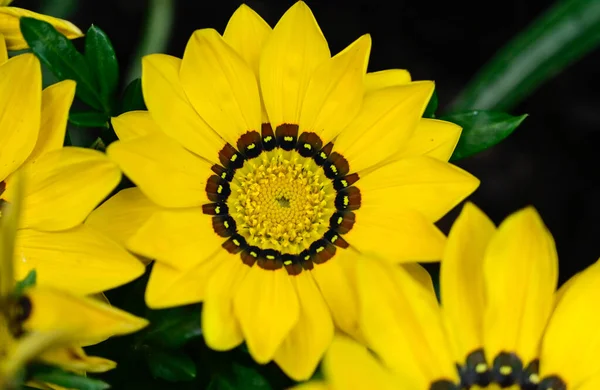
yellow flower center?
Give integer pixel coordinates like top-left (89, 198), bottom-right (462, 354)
top-left (202, 123), bottom-right (361, 275)
top-left (228, 149), bottom-right (335, 254)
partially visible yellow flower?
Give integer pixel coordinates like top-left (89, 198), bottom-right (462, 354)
top-left (0, 42), bottom-right (144, 295)
top-left (88, 1), bottom-right (478, 380)
top-left (304, 203), bottom-right (600, 390)
top-left (0, 1), bottom-right (82, 50)
top-left (0, 178), bottom-right (149, 390)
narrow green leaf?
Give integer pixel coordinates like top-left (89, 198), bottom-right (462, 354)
top-left (69, 111), bottom-right (110, 128)
top-left (450, 0), bottom-right (600, 112)
top-left (143, 306), bottom-right (202, 348)
top-left (119, 78), bottom-right (146, 114)
top-left (442, 111), bottom-right (527, 161)
top-left (14, 270), bottom-right (36, 295)
top-left (146, 348), bottom-right (196, 382)
top-left (423, 89), bottom-right (438, 118)
top-left (85, 25), bottom-right (119, 106)
top-left (29, 364), bottom-right (110, 390)
top-left (20, 17), bottom-right (104, 111)
top-left (207, 363), bottom-right (272, 390)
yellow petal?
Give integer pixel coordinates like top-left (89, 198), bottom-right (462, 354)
top-left (127, 208), bottom-right (222, 270)
top-left (233, 266), bottom-right (299, 363)
top-left (145, 256), bottom-right (221, 309)
top-left (357, 257), bottom-right (458, 388)
top-left (0, 53), bottom-right (41, 181)
top-left (290, 382), bottom-right (331, 390)
top-left (0, 33), bottom-right (8, 64)
top-left (259, 1), bottom-right (330, 127)
top-left (334, 81), bottom-right (434, 173)
top-left (141, 54), bottom-right (224, 163)
top-left (85, 187), bottom-right (159, 248)
top-left (23, 286), bottom-right (148, 345)
top-left (39, 347), bottom-right (116, 373)
top-left (15, 225), bottom-right (145, 295)
top-left (274, 272), bottom-right (334, 381)
top-left (539, 259), bottom-right (600, 388)
top-left (202, 254), bottom-right (248, 351)
top-left (107, 132), bottom-right (212, 208)
top-left (364, 69), bottom-right (412, 93)
top-left (440, 202), bottom-right (495, 363)
top-left (180, 28), bottom-right (261, 145)
top-left (0, 7), bottom-right (82, 50)
top-left (323, 335), bottom-right (401, 390)
top-left (346, 207), bottom-right (446, 262)
top-left (483, 207), bottom-right (558, 366)
top-left (25, 80), bottom-right (76, 164)
top-left (0, 171), bottom-right (20, 296)
top-left (223, 4), bottom-right (271, 79)
top-left (358, 156), bottom-right (479, 222)
top-left (299, 34), bottom-right (371, 144)
top-left (401, 263), bottom-right (436, 296)
top-left (9, 147), bottom-right (121, 231)
top-left (398, 118), bottom-right (462, 162)
top-left (111, 110), bottom-right (160, 141)
top-left (310, 251), bottom-right (360, 338)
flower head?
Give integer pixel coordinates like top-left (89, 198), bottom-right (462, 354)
top-left (0, 2), bottom-right (82, 51)
top-left (307, 203), bottom-right (600, 390)
top-left (89, 1), bottom-right (478, 380)
top-left (0, 43), bottom-right (144, 295)
top-left (0, 178), bottom-right (148, 389)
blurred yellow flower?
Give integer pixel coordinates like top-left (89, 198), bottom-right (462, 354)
top-left (303, 203), bottom-right (600, 390)
top-left (0, 0), bottom-right (82, 50)
top-left (88, 1), bottom-right (478, 380)
top-left (0, 40), bottom-right (144, 295)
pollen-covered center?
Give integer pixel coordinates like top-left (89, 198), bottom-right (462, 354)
top-left (228, 149), bottom-right (336, 254)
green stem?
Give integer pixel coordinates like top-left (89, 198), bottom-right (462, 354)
top-left (125, 0), bottom-right (175, 84)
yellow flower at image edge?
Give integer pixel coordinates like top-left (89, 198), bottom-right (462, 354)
top-left (0, 183), bottom-right (148, 389)
top-left (303, 204), bottom-right (600, 390)
top-left (0, 43), bottom-right (144, 295)
top-left (0, 0), bottom-right (82, 50)
top-left (87, 1), bottom-right (478, 380)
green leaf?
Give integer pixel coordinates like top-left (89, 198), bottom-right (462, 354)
top-left (29, 364), bottom-right (110, 390)
top-left (14, 270), bottom-right (36, 295)
top-left (442, 111), bottom-right (527, 161)
top-left (450, 0), bottom-right (600, 112)
top-left (143, 306), bottom-right (202, 348)
top-left (207, 363), bottom-right (272, 390)
top-left (69, 111), bottom-right (110, 128)
top-left (119, 78), bottom-right (146, 114)
top-left (423, 89), bottom-right (438, 118)
top-left (19, 17), bottom-right (104, 111)
top-left (85, 25), bottom-right (119, 106)
top-left (145, 348), bottom-right (197, 382)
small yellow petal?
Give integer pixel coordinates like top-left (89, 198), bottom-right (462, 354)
top-left (364, 69), bottom-right (412, 93)
top-left (483, 207), bottom-right (558, 366)
top-left (15, 225), bottom-right (145, 295)
top-left (299, 34), bottom-right (371, 144)
top-left (39, 347), bottom-right (116, 373)
top-left (180, 28), bottom-right (261, 145)
top-left (233, 267), bottom-right (299, 363)
top-left (334, 81), bottom-right (434, 173)
top-left (111, 110), bottom-right (160, 141)
top-left (0, 7), bottom-right (82, 50)
top-left (0, 33), bottom-right (7, 64)
top-left (107, 132), bottom-right (212, 208)
top-left (260, 1), bottom-right (330, 127)
top-left (0, 53), bottom-right (41, 181)
top-left (274, 272), bottom-right (334, 381)
top-left (398, 118), bottom-right (462, 162)
top-left (85, 187), bottom-right (159, 248)
top-left (9, 147), bottom-right (121, 231)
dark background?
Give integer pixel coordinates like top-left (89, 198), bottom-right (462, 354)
top-left (20, 0), bottom-right (600, 279)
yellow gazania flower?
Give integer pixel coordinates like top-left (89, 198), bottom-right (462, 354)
top-left (0, 0), bottom-right (82, 51)
top-left (87, 1), bottom-right (478, 380)
top-left (0, 180), bottom-right (148, 389)
top-left (303, 203), bottom-right (600, 390)
top-left (0, 43), bottom-right (143, 295)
